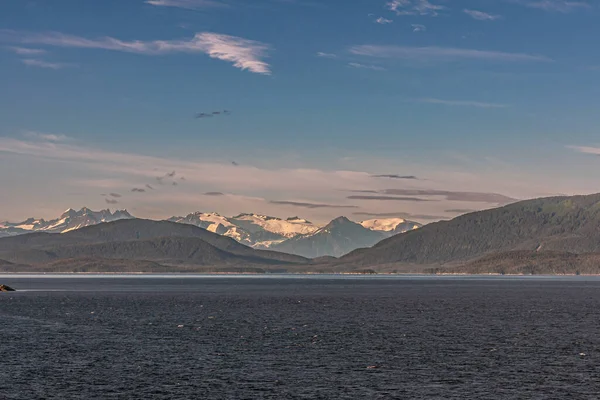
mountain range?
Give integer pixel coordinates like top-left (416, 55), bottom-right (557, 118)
top-left (7, 193), bottom-right (600, 274)
top-left (0, 208), bottom-right (133, 237)
top-left (329, 193), bottom-right (600, 273)
top-left (167, 212), bottom-right (319, 248)
top-left (1, 208), bottom-right (421, 258)
top-left (0, 219), bottom-right (310, 273)
top-left (167, 212), bottom-right (420, 258)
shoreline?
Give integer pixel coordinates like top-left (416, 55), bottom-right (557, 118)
top-left (2, 272), bottom-right (600, 277)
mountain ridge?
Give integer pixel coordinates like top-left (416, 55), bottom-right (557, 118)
top-left (334, 193), bottom-right (600, 269)
top-left (0, 219), bottom-right (310, 272)
top-left (271, 216), bottom-right (388, 258)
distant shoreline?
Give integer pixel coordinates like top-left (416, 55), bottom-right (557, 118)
top-left (3, 272), bottom-right (600, 277)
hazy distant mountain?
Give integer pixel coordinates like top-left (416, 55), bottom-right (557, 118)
top-left (271, 217), bottom-right (388, 258)
top-left (0, 219), bottom-right (310, 273)
top-left (0, 207), bottom-right (134, 237)
top-left (333, 193), bottom-right (600, 271)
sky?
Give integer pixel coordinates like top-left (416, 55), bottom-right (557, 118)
top-left (1, 0), bottom-right (600, 224)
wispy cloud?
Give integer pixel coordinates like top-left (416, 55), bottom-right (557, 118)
top-left (22, 131), bottom-right (70, 142)
top-left (412, 24), bottom-right (426, 32)
top-left (372, 174), bottom-right (418, 179)
top-left (145, 0), bottom-right (226, 10)
top-left (348, 62), bottom-right (386, 71)
top-left (347, 195), bottom-right (433, 202)
top-left (568, 145), bottom-right (600, 155)
top-left (416, 98), bottom-right (508, 108)
top-left (316, 52), bottom-right (337, 59)
top-left (132, 188), bottom-right (146, 193)
top-left (512, 0), bottom-right (591, 12)
top-left (386, 0), bottom-right (446, 16)
top-left (21, 58), bottom-right (75, 70)
top-left (353, 211), bottom-right (447, 220)
top-left (7, 46), bottom-right (46, 55)
top-left (4, 30), bottom-right (272, 74)
top-left (375, 17), bottom-right (393, 24)
top-left (349, 45), bottom-right (552, 63)
top-left (381, 189), bottom-right (517, 204)
top-left (105, 198), bottom-right (119, 205)
top-left (270, 200), bottom-right (358, 209)
top-left (204, 191), bottom-right (225, 196)
top-left (0, 134), bottom-right (551, 223)
top-left (464, 9), bottom-right (502, 20)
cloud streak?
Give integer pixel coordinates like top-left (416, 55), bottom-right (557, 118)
top-left (568, 145), bottom-right (600, 155)
top-left (316, 52), bottom-right (337, 59)
top-left (416, 98), bottom-right (508, 108)
top-left (386, 0), bottom-right (446, 16)
top-left (347, 195), bottom-right (433, 202)
top-left (348, 62), bottom-right (386, 71)
top-left (3, 30), bottom-right (271, 74)
top-left (349, 45), bottom-right (552, 63)
top-left (270, 201), bottom-right (358, 209)
top-left (375, 17), bottom-right (393, 24)
top-left (22, 131), bottom-right (69, 142)
top-left (7, 46), bottom-right (46, 55)
top-left (353, 211), bottom-right (447, 220)
top-left (381, 189), bottom-right (517, 204)
top-left (512, 0), bottom-right (591, 12)
top-left (145, 0), bottom-right (226, 9)
top-left (21, 58), bottom-right (75, 70)
top-left (372, 174), bottom-right (418, 179)
top-left (464, 9), bottom-right (502, 20)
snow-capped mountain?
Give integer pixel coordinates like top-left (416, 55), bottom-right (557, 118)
top-left (360, 218), bottom-right (422, 234)
top-left (271, 216), bottom-right (387, 258)
top-left (167, 212), bottom-right (256, 246)
top-left (0, 207), bottom-right (134, 237)
top-left (229, 214), bottom-right (318, 238)
top-left (168, 212), bottom-right (319, 248)
top-left (0, 207), bottom-right (422, 258)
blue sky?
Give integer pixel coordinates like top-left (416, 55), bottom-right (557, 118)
top-left (1, 0), bottom-right (600, 223)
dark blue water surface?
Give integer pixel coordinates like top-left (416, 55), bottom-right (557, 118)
top-left (1, 275), bottom-right (600, 399)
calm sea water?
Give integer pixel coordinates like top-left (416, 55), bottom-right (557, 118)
top-left (1, 275), bottom-right (600, 399)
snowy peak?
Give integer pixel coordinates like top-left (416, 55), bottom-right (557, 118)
top-left (168, 211), bottom-right (319, 247)
top-left (361, 218), bottom-right (422, 233)
top-left (168, 212), bottom-right (255, 246)
top-left (230, 213), bottom-right (318, 238)
top-left (0, 207), bottom-right (135, 236)
top-left (170, 212), bottom-right (236, 229)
